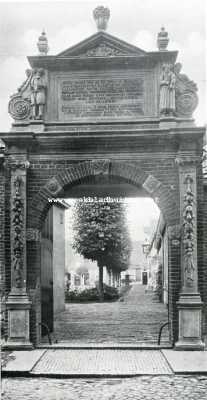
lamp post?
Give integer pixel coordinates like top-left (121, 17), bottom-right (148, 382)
top-left (142, 238), bottom-right (150, 256)
top-left (142, 238), bottom-right (150, 285)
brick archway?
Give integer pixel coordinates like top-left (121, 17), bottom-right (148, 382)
top-left (28, 160), bottom-right (178, 231)
top-left (26, 159), bottom-right (180, 345)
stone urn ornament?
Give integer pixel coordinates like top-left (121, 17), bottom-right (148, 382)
top-left (93, 6), bottom-right (110, 31)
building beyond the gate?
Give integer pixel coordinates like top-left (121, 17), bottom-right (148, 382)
top-left (0, 6), bottom-right (206, 350)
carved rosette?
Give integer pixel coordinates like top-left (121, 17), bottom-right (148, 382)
top-left (8, 95), bottom-right (31, 120)
top-left (12, 176), bottom-right (24, 288)
top-left (175, 90), bottom-right (198, 118)
top-left (8, 67), bottom-right (47, 121)
top-left (182, 175), bottom-right (196, 288)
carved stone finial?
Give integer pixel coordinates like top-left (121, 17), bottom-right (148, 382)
top-left (93, 6), bottom-right (110, 31)
top-left (157, 26), bottom-right (169, 51)
top-left (37, 30), bottom-right (49, 55)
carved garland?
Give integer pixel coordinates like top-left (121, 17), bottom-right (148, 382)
top-left (12, 176), bottom-right (24, 288)
top-left (183, 175), bottom-right (195, 287)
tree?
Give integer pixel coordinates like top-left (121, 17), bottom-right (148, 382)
top-left (72, 199), bottom-right (131, 301)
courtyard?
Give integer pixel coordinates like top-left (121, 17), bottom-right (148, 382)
top-left (47, 283), bottom-right (169, 345)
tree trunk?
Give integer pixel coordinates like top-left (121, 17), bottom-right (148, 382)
top-left (98, 262), bottom-right (104, 302)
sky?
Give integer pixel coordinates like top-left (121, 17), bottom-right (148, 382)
top-left (0, 0), bottom-right (206, 130)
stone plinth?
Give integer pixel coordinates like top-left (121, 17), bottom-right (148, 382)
top-left (5, 294), bottom-right (32, 349)
top-left (175, 293), bottom-right (205, 350)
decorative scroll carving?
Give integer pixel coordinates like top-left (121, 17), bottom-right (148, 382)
top-left (174, 63), bottom-right (198, 117)
top-left (12, 176), bottom-right (24, 288)
top-left (143, 174), bottom-right (161, 194)
top-left (46, 177), bottom-right (62, 195)
top-left (92, 159), bottom-right (110, 175)
top-left (8, 68), bottom-right (47, 121)
top-left (183, 174), bottom-right (195, 287)
top-left (8, 69), bottom-right (32, 121)
top-left (159, 62), bottom-right (198, 118)
top-left (81, 44), bottom-right (127, 57)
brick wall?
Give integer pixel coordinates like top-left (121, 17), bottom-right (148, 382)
top-left (0, 165), bottom-right (5, 298)
top-left (203, 180), bottom-right (207, 336)
top-left (2, 147), bottom-right (206, 346)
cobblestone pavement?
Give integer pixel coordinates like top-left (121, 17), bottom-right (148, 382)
top-left (2, 376), bottom-right (207, 400)
top-left (50, 283), bottom-right (169, 344)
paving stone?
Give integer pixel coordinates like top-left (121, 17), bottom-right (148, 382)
top-left (47, 283), bottom-right (169, 345)
top-left (162, 350), bottom-right (207, 373)
top-left (2, 350), bottom-right (46, 372)
top-left (2, 376), bottom-right (207, 400)
top-left (31, 349), bottom-right (172, 376)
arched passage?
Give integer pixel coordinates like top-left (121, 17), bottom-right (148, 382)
top-left (28, 160), bottom-right (179, 230)
top-left (26, 160), bottom-right (180, 345)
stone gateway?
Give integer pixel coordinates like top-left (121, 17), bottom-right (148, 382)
top-left (0, 6), bottom-right (206, 350)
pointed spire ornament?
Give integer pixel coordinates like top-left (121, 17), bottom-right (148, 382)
top-left (157, 27), bottom-right (169, 51)
top-left (93, 6), bottom-right (110, 31)
top-left (37, 30), bottom-right (49, 55)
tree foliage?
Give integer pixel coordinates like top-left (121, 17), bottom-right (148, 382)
top-left (72, 200), bottom-right (131, 273)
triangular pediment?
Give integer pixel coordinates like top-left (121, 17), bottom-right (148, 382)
top-left (57, 31), bottom-right (146, 58)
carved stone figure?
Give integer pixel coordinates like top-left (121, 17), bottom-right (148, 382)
top-left (159, 63), bottom-right (176, 116)
top-left (30, 68), bottom-right (46, 120)
top-left (159, 64), bottom-right (170, 115)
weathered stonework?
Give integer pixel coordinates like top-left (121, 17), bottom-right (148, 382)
top-left (60, 76), bottom-right (144, 119)
top-left (143, 174), bottom-right (161, 194)
top-left (12, 176), bottom-right (24, 289)
top-left (5, 157), bottom-right (32, 349)
top-left (92, 159), bottom-right (110, 175)
top-left (1, 11), bottom-right (206, 349)
top-left (26, 228), bottom-right (41, 242)
top-left (175, 161), bottom-right (205, 350)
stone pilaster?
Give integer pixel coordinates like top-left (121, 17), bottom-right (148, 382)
top-left (5, 158), bottom-right (33, 349)
top-left (175, 155), bottom-right (205, 350)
